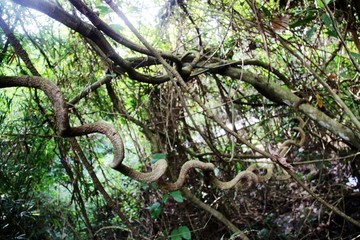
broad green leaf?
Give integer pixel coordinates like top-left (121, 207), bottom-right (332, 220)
top-left (324, 161), bottom-right (331, 168)
top-left (162, 193), bottom-right (169, 204)
top-left (151, 182), bottom-right (158, 190)
top-left (235, 162), bottom-right (243, 171)
top-left (306, 26), bottom-right (317, 40)
top-left (147, 201), bottom-right (161, 218)
top-left (257, 228), bottom-right (270, 239)
top-left (261, 6), bottom-right (271, 17)
top-left (321, 13), bottom-right (337, 37)
top-left (321, 13), bottom-right (332, 29)
top-left (316, 0), bottom-right (330, 9)
top-left (170, 190), bottom-right (183, 203)
top-left (109, 23), bottom-right (123, 32)
top-left (350, 52), bottom-right (360, 62)
top-left (171, 229), bottom-right (182, 240)
top-left (126, 97), bottom-right (137, 109)
top-left (151, 153), bottom-right (167, 163)
top-left (96, 5), bottom-right (111, 16)
top-left (178, 226), bottom-right (191, 240)
top-left (140, 183), bottom-right (148, 190)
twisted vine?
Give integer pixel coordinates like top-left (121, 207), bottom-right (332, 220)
top-left (247, 164), bottom-right (273, 182)
top-left (279, 116), bottom-right (306, 152)
top-left (208, 168), bottom-right (259, 190)
top-left (0, 76), bottom-right (258, 191)
top-left (246, 116), bottom-right (306, 182)
top-left (275, 116), bottom-right (306, 180)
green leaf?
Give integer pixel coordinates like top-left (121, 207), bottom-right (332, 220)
top-left (324, 161), bottom-right (331, 168)
top-left (350, 52), bottom-right (360, 62)
top-left (261, 6), bottom-right (271, 17)
top-left (290, 13), bottom-right (316, 28)
top-left (109, 23), bottom-right (123, 32)
top-left (257, 228), bottom-right (269, 239)
top-left (178, 226), bottom-right (191, 240)
top-left (162, 193), bottom-right (169, 204)
top-left (321, 13), bottom-right (337, 37)
top-left (147, 201), bottom-right (161, 219)
top-left (151, 153), bottom-right (167, 163)
top-left (96, 4), bottom-right (111, 16)
top-left (171, 229), bottom-right (182, 240)
top-left (235, 162), bottom-right (243, 171)
top-left (170, 190), bottom-right (184, 203)
top-left (140, 183), bottom-right (148, 190)
top-left (151, 182), bottom-right (158, 190)
top-left (126, 97), bottom-right (137, 110)
top-left (306, 26), bottom-right (317, 40)
top-left (316, 0), bottom-right (330, 9)
top-left (321, 13), bottom-right (332, 28)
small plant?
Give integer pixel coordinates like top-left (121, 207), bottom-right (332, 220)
top-left (171, 226), bottom-right (191, 240)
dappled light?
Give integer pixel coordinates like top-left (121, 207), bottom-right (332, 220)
top-left (1, 0), bottom-right (360, 239)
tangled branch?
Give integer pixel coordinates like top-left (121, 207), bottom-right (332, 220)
top-left (246, 116), bottom-right (306, 181)
top-left (0, 75), bottom-right (259, 191)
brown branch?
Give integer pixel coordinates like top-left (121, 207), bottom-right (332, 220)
top-left (178, 2), bottom-right (203, 50)
top-left (181, 188), bottom-right (249, 240)
top-left (68, 138), bottom-right (141, 239)
top-left (222, 68), bottom-right (360, 149)
top-left (0, 75), bottom-right (260, 192)
top-left (11, 0), bottom-right (170, 84)
top-left (57, 140), bottom-right (94, 238)
top-left (95, 2), bottom-right (360, 228)
top-left (68, 0), bottom-right (182, 66)
top-left (0, 15), bottom-right (40, 76)
top-left (69, 75), bottom-right (113, 106)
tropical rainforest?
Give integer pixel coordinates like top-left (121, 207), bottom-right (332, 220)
top-left (1, 0), bottom-right (360, 239)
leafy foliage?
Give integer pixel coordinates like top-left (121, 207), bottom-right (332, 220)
top-left (1, 0), bottom-right (360, 239)
top-left (171, 225), bottom-right (191, 240)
